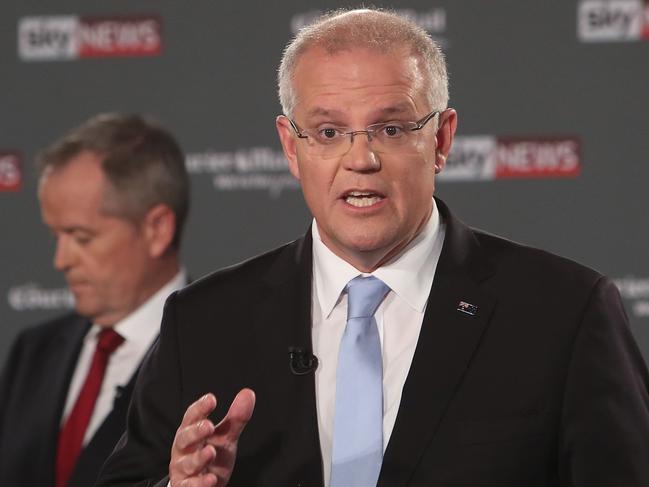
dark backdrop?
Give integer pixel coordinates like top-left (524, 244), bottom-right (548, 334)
top-left (2, 0), bottom-right (648, 366)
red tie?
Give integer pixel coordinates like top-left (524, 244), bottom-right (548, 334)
top-left (55, 328), bottom-right (124, 487)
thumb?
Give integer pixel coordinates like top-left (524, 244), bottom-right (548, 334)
top-left (216, 388), bottom-right (256, 441)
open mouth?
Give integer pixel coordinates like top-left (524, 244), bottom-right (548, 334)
top-left (343, 190), bottom-right (384, 208)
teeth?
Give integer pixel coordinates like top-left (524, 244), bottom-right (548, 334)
top-left (345, 193), bottom-right (382, 207)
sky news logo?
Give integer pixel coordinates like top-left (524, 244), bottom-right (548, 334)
top-left (578, 0), bottom-right (649, 42)
top-left (0, 152), bottom-right (22, 192)
top-left (440, 136), bottom-right (581, 182)
top-left (184, 137), bottom-right (581, 193)
top-left (18, 15), bottom-right (162, 61)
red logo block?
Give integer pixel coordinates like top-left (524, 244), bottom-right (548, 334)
top-left (0, 152), bottom-right (23, 191)
top-left (495, 137), bottom-right (581, 179)
top-left (78, 16), bottom-right (162, 58)
top-left (18, 15), bottom-right (162, 61)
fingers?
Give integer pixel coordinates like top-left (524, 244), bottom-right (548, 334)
top-left (182, 393), bottom-right (217, 428)
top-left (177, 471), bottom-right (217, 487)
top-left (170, 394), bottom-right (219, 486)
top-left (175, 417), bottom-right (215, 451)
top-left (174, 394), bottom-right (217, 452)
top-left (171, 444), bottom-right (218, 487)
top-left (171, 390), bottom-right (255, 487)
top-left (173, 446), bottom-right (217, 484)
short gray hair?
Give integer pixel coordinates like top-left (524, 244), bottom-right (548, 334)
top-left (37, 113), bottom-right (190, 249)
top-left (278, 8), bottom-right (449, 118)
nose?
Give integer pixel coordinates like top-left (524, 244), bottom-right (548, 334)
top-left (341, 131), bottom-right (380, 172)
top-left (53, 235), bottom-right (74, 271)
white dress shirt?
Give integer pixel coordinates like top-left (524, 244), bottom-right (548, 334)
top-left (61, 270), bottom-right (187, 444)
top-left (311, 200), bottom-right (445, 487)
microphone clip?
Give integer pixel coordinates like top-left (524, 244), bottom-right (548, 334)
top-left (288, 347), bottom-right (319, 375)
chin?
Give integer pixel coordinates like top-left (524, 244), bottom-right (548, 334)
top-left (74, 300), bottom-right (98, 318)
top-left (344, 226), bottom-right (398, 249)
top-left (341, 238), bottom-right (393, 260)
top-left (74, 309), bottom-right (95, 320)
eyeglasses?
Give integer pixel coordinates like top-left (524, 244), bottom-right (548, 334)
top-left (286, 110), bottom-right (439, 159)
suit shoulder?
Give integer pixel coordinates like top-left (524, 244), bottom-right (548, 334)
top-left (1, 312), bottom-right (86, 389)
top-left (11, 312), bottom-right (86, 347)
top-left (175, 238), bottom-right (302, 303)
top-left (473, 228), bottom-right (604, 286)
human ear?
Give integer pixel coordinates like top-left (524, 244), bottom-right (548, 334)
top-left (434, 108), bottom-right (458, 173)
top-left (142, 204), bottom-right (176, 258)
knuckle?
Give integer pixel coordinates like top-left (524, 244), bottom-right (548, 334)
top-left (171, 455), bottom-right (186, 475)
top-left (174, 429), bottom-right (189, 451)
top-left (180, 454), bottom-right (196, 476)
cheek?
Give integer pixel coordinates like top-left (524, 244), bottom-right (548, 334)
top-left (389, 175), bottom-right (435, 227)
top-left (301, 167), bottom-right (335, 208)
top-left (87, 256), bottom-right (120, 289)
top-left (111, 244), bottom-right (145, 274)
top-left (83, 242), bottom-right (134, 288)
top-left (393, 164), bottom-right (434, 199)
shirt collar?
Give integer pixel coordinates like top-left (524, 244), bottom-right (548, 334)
top-left (312, 200), bottom-right (445, 318)
top-left (88, 269), bottom-right (188, 346)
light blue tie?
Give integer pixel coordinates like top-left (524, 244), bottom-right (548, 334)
top-left (331, 275), bottom-right (390, 487)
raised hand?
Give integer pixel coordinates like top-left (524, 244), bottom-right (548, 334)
top-left (169, 389), bottom-right (255, 487)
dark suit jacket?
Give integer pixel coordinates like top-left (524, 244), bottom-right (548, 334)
top-left (96, 199), bottom-right (649, 487)
top-left (0, 313), bottom-right (139, 487)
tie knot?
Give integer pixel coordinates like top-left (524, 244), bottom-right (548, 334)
top-left (96, 328), bottom-right (124, 355)
top-left (346, 276), bottom-right (390, 319)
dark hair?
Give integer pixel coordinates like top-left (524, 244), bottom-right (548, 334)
top-left (37, 113), bottom-right (190, 249)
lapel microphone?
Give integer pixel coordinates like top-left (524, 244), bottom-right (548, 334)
top-left (288, 347), bottom-right (319, 375)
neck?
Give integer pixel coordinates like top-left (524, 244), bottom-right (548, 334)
top-left (139, 254), bottom-right (181, 302)
top-left (94, 254), bottom-right (181, 327)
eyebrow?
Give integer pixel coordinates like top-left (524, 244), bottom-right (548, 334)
top-left (304, 107), bottom-right (343, 118)
top-left (304, 104), bottom-right (414, 120)
top-left (48, 225), bottom-right (96, 235)
top-left (377, 105), bottom-right (413, 117)
top-left (67, 226), bottom-right (94, 233)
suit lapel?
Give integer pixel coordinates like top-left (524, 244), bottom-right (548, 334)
top-left (41, 315), bottom-right (91, 485)
top-left (250, 231), bottom-right (324, 486)
top-left (380, 199), bottom-right (497, 487)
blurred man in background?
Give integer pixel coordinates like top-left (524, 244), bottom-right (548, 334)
top-left (0, 113), bottom-right (190, 487)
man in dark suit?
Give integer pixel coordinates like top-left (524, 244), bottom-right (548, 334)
top-left (96, 9), bottom-right (649, 487)
top-left (0, 113), bottom-right (190, 487)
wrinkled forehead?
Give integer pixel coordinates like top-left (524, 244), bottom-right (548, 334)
top-left (294, 43), bottom-right (424, 76)
top-left (291, 46), bottom-right (430, 118)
